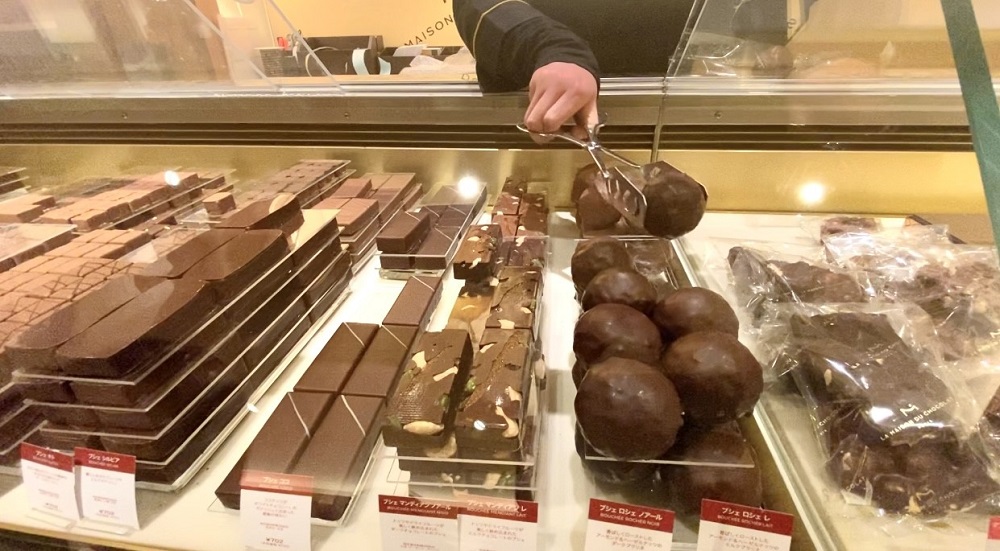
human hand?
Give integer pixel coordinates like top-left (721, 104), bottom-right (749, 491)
top-left (524, 62), bottom-right (598, 143)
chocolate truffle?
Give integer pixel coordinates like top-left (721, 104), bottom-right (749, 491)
top-left (574, 424), bottom-right (656, 486)
top-left (642, 166), bottom-right (707, 239)
top-left (574, 303), bottom-right (662, 365)
top-left (653, 287), bottom-right (739, 342)
top-left (572, 164), bottom-right (602, 203)
top-left (662, 428), bottom-right (763, 514)
top-left (581, 268), bottom-right (656, 314)
top-left (576, 188), bottom-right (621, 232)
top-left (660, 331), bottom-right (762, 425)
top-left (571, 238), bottom-right (632, 291)
top-left (575, 359), bottom-right (683, 460)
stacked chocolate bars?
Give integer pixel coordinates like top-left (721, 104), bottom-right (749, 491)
top-left (376, 185), bottom-right (487, 273)
top-left (314, 173), bottom-right (423, 271)
top-left (216, 275), bottom-right (446, 521)
top-left (5, 195), bottom-right (355, 484)
top-left (0, 167), bottom-right (27, 198)
top-left (234, 160), bottom-right (346, 209)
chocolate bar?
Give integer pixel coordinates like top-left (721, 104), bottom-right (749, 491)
top-left (503, 236), bottom-right (546, 268)
top-left (383, 329), bottom-right (474, 449)
top-left (382, 276), bottom-right (442, 327)
top-left (55, 278), bottom-right (216, 377)
top-left (295, 323), bottom-right (380, 394)
top-left (184, 230), bottom-right (289, 302)
top-left (138, 229), bottom-right (243, 279)
top-left (217, 194), bottom-right (304, 237)
top-left (517, 193), bottom-right (547, 216)
top-left (486, 267), bottom-right (541, 330)
top-left (0, 203), bottom-right (42, 223)
top-left (203, 192), bottom-right (237, 216)
top-left (453, 225), bottom-right (500, 281)
top-left (446, 283), bottom-right (494, 344)
top-left (493, 215), bottom-right (519, 240)
top-left (341, 325), bottom-right (419, 398)
top-left (5, 275), bottom-right (163, 372)
top-left (454, 329), bottom-right (532, 451)
top-left (292, 395), bottom-right (384, 521)
top-left (493, 192), bottom-right (520, 217)
top-left (377, 211), bottom-right (432, 254)
top-left (290, 210), bottom-right (340, 268)
top-left (314, 197), bottom-right (379, 236)
top-left (516, 209), bottom-right (547, 238)
top-left (331, 178), bottom-right (372, 199)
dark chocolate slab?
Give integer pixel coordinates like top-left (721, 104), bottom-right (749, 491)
top-left (292, 395), bottom-right (384, 521)
top-left (455, 329), bottom-right (532, 451)
top-left (486, 267), bottom-right (542, 330)
top-left (290, 210), bottom-right (340, 268)
top-left (183, 230), bottom-right (289, 302)
top-left (502, 236), bottom-right (546, 268)
top-left (244, 392), bottom-right (334, 472)
top-left (517, 193), bottom-right (547, 216)
top-left (137, 229), bottom-right (243, 279)
top-left (382, 276), bottom-right (442, 328)
top-left (383, 329), bottom-right (474, 449)
top-left (217, 193), bottom-right (304, 237)
top-left (493, 192), bottom-right (520, 217)
top-left (377, 211), bottom-right (433, 254)
top-left (55, 278), bottom-right (216, 377)
top-left (516, 210), bottom-right (547, 238)
top-left (445, 283), bottom-right (494, 344)
top-left (453, 225), bottom-right (501, 281)
top-left (413, 226), bottom-right (461, 270)
top-left (493, 214), bottom-right (519, 240)
top-left (342, 325), bottom-right (419, 398)
top-left (295, 323), bottom-right (380, 394)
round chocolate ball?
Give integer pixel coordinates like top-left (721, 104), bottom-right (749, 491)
top-left (575, 424), bottom-right (656, 486)
top-left (582, 268), bottom-right (657, 314)
top-left (653, 287), bottom-right (739, 342)
top-left (575, 359), bottom-right (684, 460)
top-left (577, 187), bottom-right (621, 232)
top-left (572, 163), bottom-right (602, 203)
top-left (660, 331), bottom-right (763, 425)
top-left (642, 168), bottom-right (707, 239)
top-left (574, 303), bottom-right (662, 365)
top-left (571, 238), bottom-right (633, 291)
top-left (572, 357), bottom-right (589, 388)
top-left (661, 428), bottom-right (763, 514)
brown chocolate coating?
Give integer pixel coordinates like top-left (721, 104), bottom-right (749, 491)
top-left (574, 303), bottom-right (662, 365)
top-left (660, 331), bottom-right (762, 425)
top-left (575, 359), bottom-right (683, 460)
top-left (642, 167), bottom-right (707, 239)
top-left (653, 287), bottom-right (739, 342)
top-left (571, 238), bottom-right (632, 291)
top-left (581, 268), bottom-right (656, 314)
top-left (572, 164), bottom-right (602, 203)
top-left (576, 188), bottom-right (621, 232)
top-left (662, 428), bottom-right (763, 514)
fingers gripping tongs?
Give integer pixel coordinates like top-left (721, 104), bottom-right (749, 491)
top-left (516, 117), bottom-right (648, 229)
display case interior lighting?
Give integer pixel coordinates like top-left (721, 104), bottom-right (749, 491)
top-left (164, 170), bottom-right (182, 187)
top-left (797, 181), bottom-right (827, 206)
top-left (458, 176), bottom-right (483, 198)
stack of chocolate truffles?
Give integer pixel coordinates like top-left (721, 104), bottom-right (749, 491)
top-left (377, 185), bottom-right (487, 273)
top-left (5, 196), bottom-right (355, 483)
top-left (314, 173), bottom-right (423, 270)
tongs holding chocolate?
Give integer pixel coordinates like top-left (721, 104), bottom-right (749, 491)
top-left (517, 117), bottom-right (648, 229)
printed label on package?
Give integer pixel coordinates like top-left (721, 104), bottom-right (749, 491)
top-left (20, 443), bottom-right (79, 522)
top-left (240, 471), bottom-right (313, 551)
top-left (460, 498), bottom-right (538, 551)
top-left (986, 516), bottom-right (1000, 550)
top-left (696, 499), bottom-right (793, 551)
top-left (74, 447), bottom-right (139, 529)
top-left (379, 495), bottom-right (459, 551)
top-left (585, 498), bottom-right (675, 551)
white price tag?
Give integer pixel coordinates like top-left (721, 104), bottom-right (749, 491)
top-left (460, 499), bottom-right (538, 551)
top-left (986, 516), bottom-right (1000, 550)
top-left (585, 498), bottom-right (674, 551)
top-left (74, 447), bottom-right (139, 530)
top-left (379, 495), bottom-right (459, 551)
top-left (240, 471), bottom-right (313, 551)
top-left (696, 499), bottom-right (793, 551)
top-left (20, 443), bottom-right (79, 522)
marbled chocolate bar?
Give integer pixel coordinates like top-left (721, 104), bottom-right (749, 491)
top-left (486, 267), bottom-right (541, 330)
top-left (453, 225), bottom-right (500, 281)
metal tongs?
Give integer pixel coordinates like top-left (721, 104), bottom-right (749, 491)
top-left (517, 116), bottom-right (648, 229)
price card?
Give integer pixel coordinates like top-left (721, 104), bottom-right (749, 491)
top-left (696, 499), bottom-right (793, 551)
top-left (379, 495), bottom-right (459, 551)
top-left (585, 498), bottom-right (675, 551)
top-left (986, 516), bottom-right (1000, 551)
top-left (459, 498), bottom-right (539, 551)
top-left (240, 471), bottom-right (312, 551)
top-left (20, 443), bottom-right (79, 522)
top-left (74, 448), bottom-right (139, 530)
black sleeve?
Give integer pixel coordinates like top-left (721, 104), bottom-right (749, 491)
top-left (453, 0), bottom-right (600, 93)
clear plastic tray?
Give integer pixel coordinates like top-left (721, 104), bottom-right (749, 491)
top-left (30, 240), bottom-right (349, 435)
top-left (0, 223), bottom-right (76, 271)
top-left (15, 224), bottom-right (343, 403)
top-left (0, 421), bottom-right (43, 472)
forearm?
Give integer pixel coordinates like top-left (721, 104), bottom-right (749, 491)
top-left (453, 0), bottom-right (600, 93)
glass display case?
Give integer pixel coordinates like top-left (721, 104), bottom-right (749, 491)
top-left (0, 1), bottom-right (999, 550)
